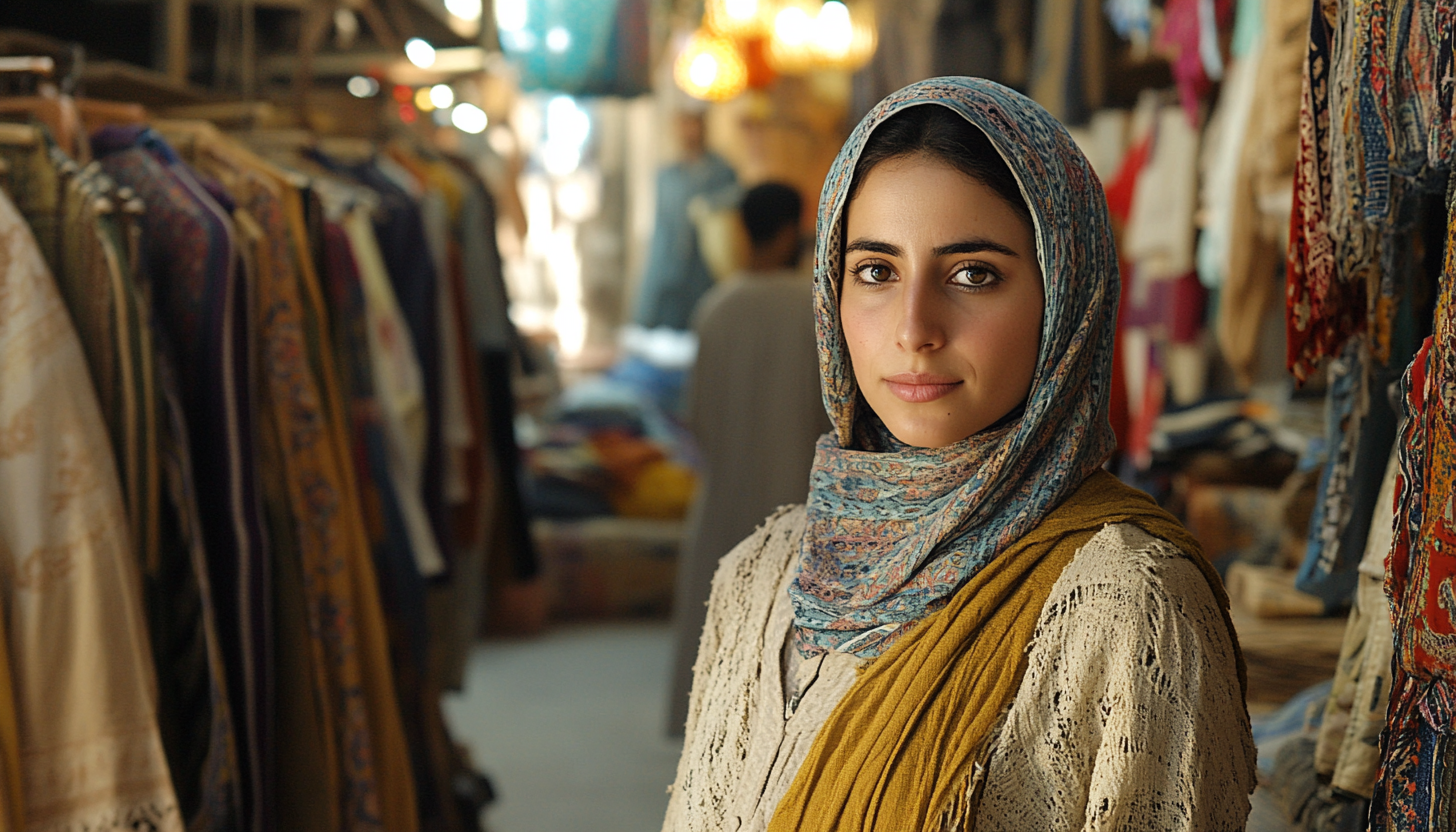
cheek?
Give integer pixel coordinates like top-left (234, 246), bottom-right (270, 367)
top-left (839, 303), bottom-right (875, 374)
top-left (996, 296), bottom-right (1044, 384)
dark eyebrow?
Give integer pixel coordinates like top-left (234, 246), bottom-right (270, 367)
top-left (933, 238), bottom-right (1021, 258)
top-left (844, 238), bottom-right (901, 256)
top-left (844, 237), bottom-right (1021, 258)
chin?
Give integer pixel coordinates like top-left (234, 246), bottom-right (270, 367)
top-left (885, 422), bottom-right (977, 450)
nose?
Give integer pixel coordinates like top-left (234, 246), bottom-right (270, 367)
top-left (895, 274), bottom-right (946, 353)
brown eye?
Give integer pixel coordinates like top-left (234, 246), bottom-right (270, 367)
top-left (856, 264), bottom-right (893, 284)
top-left (951, 266), bottom-right (998, 289)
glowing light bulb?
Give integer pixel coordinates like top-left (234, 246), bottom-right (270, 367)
top-left (495, 0), bottom-right (527, 31)
top-left (347, 75), bottom-right (379, 98)
top-left (405, 38), bottom-right (436, 68)
top-left (773, 6), bottom-right (811, 46)
top-left (673, 28), bottom-right (748, 101)
top-left (452, 102), bottom-right (489, 134)
top-left (444, 0), bottom-right (482, 21)
top-left (546, 27), bottom-right (571, 53)
top-left (815, 1), bottom-right (854, 58)
top-left (725, 0), bottom-right (757, 20)
top-left (688, 53), bottom-right (719, 89)
top-left (429, 84), bottom-right (455, 109)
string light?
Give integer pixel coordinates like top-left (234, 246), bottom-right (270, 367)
top-left (405, 38), bottom-right (436, 68)
top-left (347, 76), bottom-right (379, 98)
top-left (452, 103), bottom-right (489, 134)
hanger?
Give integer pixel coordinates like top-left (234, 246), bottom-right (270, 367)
top-left (0, 55), bottom-right (85, 161)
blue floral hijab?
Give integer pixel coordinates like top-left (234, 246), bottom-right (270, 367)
top-left (791, 77), bottom-right (1120, 658)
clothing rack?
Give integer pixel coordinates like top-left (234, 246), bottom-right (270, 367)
top-left (0, 81), bottom-right (532, 832)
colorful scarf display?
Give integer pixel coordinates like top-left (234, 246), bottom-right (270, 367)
top-left (790, 78), bottom-right (1120, 658)
top-left (1373, 184), bottom-right (1456, 830)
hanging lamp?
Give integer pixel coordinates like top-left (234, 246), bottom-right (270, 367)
top-left (674, 27), bottom-right (750, 101)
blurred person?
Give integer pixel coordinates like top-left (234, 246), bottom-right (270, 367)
top-left (663, 80), bottom-right (1253, 830)
top-left (631, 109), bottom-right (738, 332)
top-left (667, 183), bottom-right (829, 733)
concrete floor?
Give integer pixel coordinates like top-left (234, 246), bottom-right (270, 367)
top-left (443, 622), bottom-right (683, 832)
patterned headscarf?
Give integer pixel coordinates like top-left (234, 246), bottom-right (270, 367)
top-left (791, 77), bottom-right (1120, 658)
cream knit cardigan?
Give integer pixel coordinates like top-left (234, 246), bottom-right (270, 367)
top-left (663, 506), bottom-right (1256, 832)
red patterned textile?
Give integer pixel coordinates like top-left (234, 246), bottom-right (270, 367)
top-left (1287, 0), bottom-right (1366, 383)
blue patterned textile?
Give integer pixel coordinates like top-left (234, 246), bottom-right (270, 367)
top-left (790, 77), bottom-right (1120, 658)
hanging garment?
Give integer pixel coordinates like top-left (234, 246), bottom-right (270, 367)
top-left (4, 124), bottom-right (243, 832)
top-left (334, 154), bottom-right (449, 579)
top-left (0, 130), bottom-right (160, 587)
top-left (89, 124), bottom-right (273, 832)
top-left (1314, 448), bottom-right (1397, 799)
top-left (1197, 18), bottom-right (1263, 293)
top-left (1287, 0), bottom-right (1364, 383)
top-left (1373, 183), bottom-right (1456, 832)
top-left (430, 156), bottom-right (511, 687)
top-left (1296, 337), bottom-right (1371, 609)
top-left (385, 146), bottom-right (475, 538)
top-left (342, 191), bottom-right (444, 580)
top-left (1159, 0), bottom-right (1233, 123)
top-left (0, 177), bottom-right (182, 832)
top-left (90, 126), bottom-right (249, 832)
top-left (1125, 106), bottom-right (1202, 281)
top-left (319, 200), bottom-right (462, 832)
top-left (849, 0), bottom-right (946, 121)
top-left (158, 122), bottom-right (418, 832)
top-left (1029, 0), bottom-right (1106, 125)
top-left (1216, 0), bottom-right (1309, 386)
top-left (445, 155), bottom-right (538, 585)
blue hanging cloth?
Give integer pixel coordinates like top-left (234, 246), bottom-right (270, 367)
top-left (498, 0), bottom-right (650, 96)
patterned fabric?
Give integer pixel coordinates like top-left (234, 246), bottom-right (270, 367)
top-left (790, 77), bottom-right (1120, 658)
top-left (1296, 337), bottom-right (1365, 607)
top-left (1286, 0), bottom-right (1451, 382)
top-left (90, 131), bottom-right (246, 832)
top-left (93, 126), bottom-right (273, 832)
top-left (321, 209), bottom-right (455, 832)
top-left (771, 472), bottom-right (1245, 831)
top-left (1286, 0), bottom-right (1360, 383)
top-left (160, 123), bottom-right (418, 832)
top-left (0, 165), bottom-right (182, 832)
top-left (1373, 184), bottom-right (1456, 830)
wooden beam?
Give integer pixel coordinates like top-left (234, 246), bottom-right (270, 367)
top-left (164, 0), bottom-right (189, 82)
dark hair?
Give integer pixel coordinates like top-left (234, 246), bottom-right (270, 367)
top-left (740, 182), bottom-right (803, 246)
top-left (847, 105), bottom-right (1032, 229)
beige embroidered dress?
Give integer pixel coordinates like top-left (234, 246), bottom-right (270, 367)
top-left (664, 506), bottom-right (1256, 832)
top-left (0, 179), bottom-right (181, 830)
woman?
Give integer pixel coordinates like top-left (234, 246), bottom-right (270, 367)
top-left (663, 79), bottom-right (1255, 830)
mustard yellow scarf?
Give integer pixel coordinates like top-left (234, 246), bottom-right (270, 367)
top-left (769, 470), bottom-right (1244, 831)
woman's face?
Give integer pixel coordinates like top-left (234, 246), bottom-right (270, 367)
top-left (840, 154), bottom-right (1044, 449)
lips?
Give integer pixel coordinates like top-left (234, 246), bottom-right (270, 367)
top-left (883, 373), bottom-right (962, 403)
